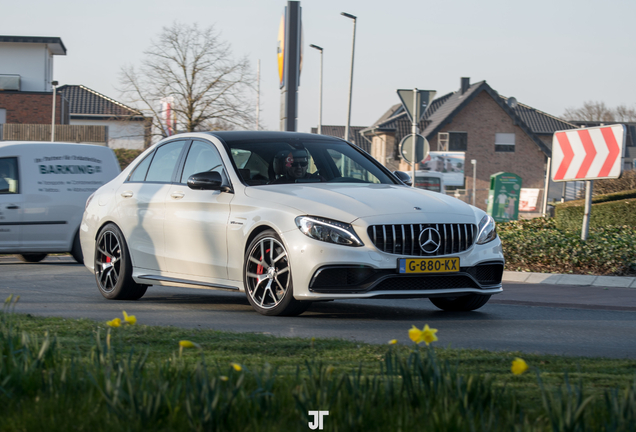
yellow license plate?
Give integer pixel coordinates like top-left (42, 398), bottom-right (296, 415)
top-left (398, 257), bottom-right (459, 274)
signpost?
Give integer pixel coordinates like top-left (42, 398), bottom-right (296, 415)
top-left (551, 124), bottom-right (626, 240)
top-left (399, 134), bottom-right (429, 164)
top-left (396, 89), bottom-right (436, 186)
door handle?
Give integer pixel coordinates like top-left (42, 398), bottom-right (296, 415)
top-left (170, 191), bottom-right (185, 199)
top-left (6, 205), bottom-right (19, 209)
top-left (120, 191), bottom-right (133, 198)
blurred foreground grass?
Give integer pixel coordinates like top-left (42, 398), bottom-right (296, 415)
top-left (2, 307), bottom-right (636, 431)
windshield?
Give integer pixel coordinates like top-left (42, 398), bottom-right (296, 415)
top-left (226, 138), bottom-right (397, 186)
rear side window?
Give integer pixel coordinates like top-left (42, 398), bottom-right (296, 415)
top-left (0, 157), bottom-right (19, 194)
top-left (129, 153), bottom-right (153, 182)
top-left (145, 141), bottom-right (186, 183)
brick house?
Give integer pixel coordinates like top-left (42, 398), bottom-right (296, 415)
top-left (0, 36), bottom-right (68, 126)
top-left (359, 78), bottom-right (578, 210)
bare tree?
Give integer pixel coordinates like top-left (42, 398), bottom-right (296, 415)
top-left (562, 101), bottom-right (615, 122)
top-left (119, 22), bottom-right (254, 139)
top-left (615, 105), bottom-right (636, 122)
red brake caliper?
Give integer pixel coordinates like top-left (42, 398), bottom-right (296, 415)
top-left (256, 249), bottom-right (271, 274)
top-left (105, 256), bottom-right (111, 263)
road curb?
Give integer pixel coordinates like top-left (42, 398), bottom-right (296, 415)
top-left (503, 271), bottom-right (636, 288)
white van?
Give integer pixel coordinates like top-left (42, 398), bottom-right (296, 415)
top-left (414, 170), bottom-right (445, 194)
top-left (0, 142), bottom-right (120, 263)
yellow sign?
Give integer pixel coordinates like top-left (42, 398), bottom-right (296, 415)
top-left (277, 12), bottom-right (285, 88)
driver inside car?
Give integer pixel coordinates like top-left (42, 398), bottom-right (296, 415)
top-left (271, 149), bottom-right (323, 183)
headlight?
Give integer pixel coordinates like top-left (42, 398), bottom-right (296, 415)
top-left (476, 215), bottom-right (497, 245)
top-left (295, 216), bottom-right (364, 247)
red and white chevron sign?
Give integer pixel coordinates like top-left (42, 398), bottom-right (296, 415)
top-left (552, 124), bottom-right (626, 182)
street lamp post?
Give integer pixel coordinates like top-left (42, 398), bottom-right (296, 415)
top-left (471, 159), bottom-right (477, 206)
top-left (309, 44), bottom-right (323, 134)
top-left (51, 80), bottom-right (58, 142)
top-left (341, 12), bottom-right (356, 143)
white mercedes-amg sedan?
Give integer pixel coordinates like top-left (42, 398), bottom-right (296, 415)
top-left (80, 131), bottom-right (504, 316)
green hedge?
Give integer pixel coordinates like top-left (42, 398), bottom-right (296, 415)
top-left (112, 148), bottom-right (144, 170)
top-left (498, 217), bottom-right (636, 275)
top-left (559, 188), bottom-right (636, 208)
top-left (555, 197), bottom-right (636, 231)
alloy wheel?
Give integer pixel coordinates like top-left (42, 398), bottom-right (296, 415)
top-left (95, 230), bottom-right (122, 293)
top-left (245, 237), bottom-right (290, 309)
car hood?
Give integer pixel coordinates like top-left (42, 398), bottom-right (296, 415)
top-left (243, 183), bottom-right (475, 223)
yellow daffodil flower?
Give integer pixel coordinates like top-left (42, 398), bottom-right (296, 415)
top-left (106, 318), bottom-right (121, 328)
top-left (421, 324), bottom-right (438, 346)
top-left (511, 358), bottom-right (529, 375)
top-left (13, 295), bottom-right (19, 304)
top-left (122, 311), bottom-right (137, 325)
top-left (409, 325), bottom-right (423, 343)
top-left (231, 362), bottom-right (242, 372)
top-left (4, 294), bottom-right (13, 305)
top-left (179, 340), bottom-right (198, 349)
top-left (220, 376), bottom-right (229, 382)
top-left (388, 339), bottom-right (398, 345)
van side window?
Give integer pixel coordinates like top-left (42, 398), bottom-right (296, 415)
top-left (145, 141), bottom-right (186, 183)
top-left (0, 157), bottom-right (19, 194)
top-left (129, 153), bottom-right (153, 182)
top-left (180, 141), bottom-right (224, 183)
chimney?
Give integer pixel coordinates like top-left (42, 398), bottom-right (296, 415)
top-left (461, 77), bottom-right (470, 95)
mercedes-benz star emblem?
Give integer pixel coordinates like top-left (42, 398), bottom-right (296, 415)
top-left (418, 227), bottom-right (441, 254)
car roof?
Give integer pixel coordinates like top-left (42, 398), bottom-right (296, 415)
top-left (205, 130), bottom-right (343, 143)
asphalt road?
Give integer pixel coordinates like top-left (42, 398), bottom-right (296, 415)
top-left (1, 256), bottom-right (635, 359)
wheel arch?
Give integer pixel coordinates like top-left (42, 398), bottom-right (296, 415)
top-left (244, 224), bottom-right (279, 255)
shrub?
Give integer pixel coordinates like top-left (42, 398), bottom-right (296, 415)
top-left (498, 217), bottom-right (636, 275)
top-left (554, 198), bottom-right (636, 231)
top-left (112, 149), bottom-right (144, 170)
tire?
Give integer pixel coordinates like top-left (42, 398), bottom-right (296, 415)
top-left (18, 253), bottom-right (47, 263)
top-left (243, 229), bottom-right (311, 316)
top-left (429, 294), bottom-right (491, 312)
top-left (95, 223), bottom-right (147, 300)
top-left (71, 230), bottom-right (84, 264)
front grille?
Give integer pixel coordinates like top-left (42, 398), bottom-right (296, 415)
top-left (370, 275), bottom-right (480, 292)
top-left (368, 223), bottom-right (476, 256)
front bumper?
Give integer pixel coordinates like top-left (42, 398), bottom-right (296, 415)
top-left (283, 226), bottom-right (504, 300)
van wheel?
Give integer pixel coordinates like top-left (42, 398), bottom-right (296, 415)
top-left (18, 253), bottom-right (47, 263)
top-left (429, 294), bottom-right (491, 311)
top-left (71, 231), bottom-right (83, 264)
top-left (95, 223), bottom-right (147, 300)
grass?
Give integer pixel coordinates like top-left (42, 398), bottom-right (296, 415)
top-left (2, 304), bottom-right (636, 431)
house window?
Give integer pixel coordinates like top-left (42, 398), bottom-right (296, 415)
top-left (449, 132), bottom-right (467, 151)
top-left (495, 133), bottom-right (515, 152)
top-left (0, 109), bottom-right (6, 124)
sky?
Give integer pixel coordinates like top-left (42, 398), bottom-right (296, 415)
top-left (4, 0), bottom-right (636, 133)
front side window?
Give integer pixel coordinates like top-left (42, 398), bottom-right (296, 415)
top-left (226, 138), bottom-right (396, 186)
top-left (180, 141), bottom-right (224, 183)
top-left (145, 140), bottom-right (186, 183)
top-left (0, 157), bottom-right (19, 194)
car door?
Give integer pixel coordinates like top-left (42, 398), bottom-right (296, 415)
top-left (116, 140), bottom-right (188, 271)
top-left (0, 157), bottom-right (22, 252)
top-left (164, 140), bottom-right (233, 279)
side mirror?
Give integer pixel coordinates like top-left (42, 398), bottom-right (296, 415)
top-left (393, 170), bottom-right (412, 187)
top-left (187, 171), bottom-right (232, 192)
